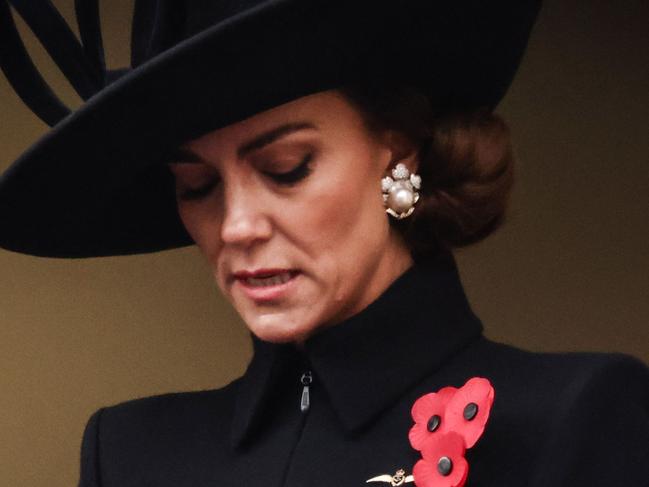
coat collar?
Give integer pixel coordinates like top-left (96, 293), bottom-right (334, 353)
top-left (230, 252), bottom-right (483, 448)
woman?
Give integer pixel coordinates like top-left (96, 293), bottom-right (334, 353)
top-left (1, 1), bottom-right (648, 486)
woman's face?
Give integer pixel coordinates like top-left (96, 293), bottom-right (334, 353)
top-left (168, 90), bottom-right (414, 344)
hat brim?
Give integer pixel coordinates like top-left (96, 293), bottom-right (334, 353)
top-left (0, 0), bottom-right (541, 258)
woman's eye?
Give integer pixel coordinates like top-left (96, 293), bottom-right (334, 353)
top-left (168, 163), bottom-right (220, 202)
top-left (176, 178), bottom-right (220, 202)
top-left (171, 152), bottom-right (313, 201)
top-left (179, 182), bottom-right (215, 201)
top-left (264, 153), bottom-right (314, 185)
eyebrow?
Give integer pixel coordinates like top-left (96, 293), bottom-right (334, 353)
top-left (169, 121), bottom-right (318, 164)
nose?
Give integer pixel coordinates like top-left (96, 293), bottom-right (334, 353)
top-left (219, 178), bottom-right (272, 247)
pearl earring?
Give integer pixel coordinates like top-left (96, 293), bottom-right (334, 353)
top-left (381, 163), bottom-right (421, 219)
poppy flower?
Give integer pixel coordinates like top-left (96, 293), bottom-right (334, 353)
top-left (412, 432), bottom-right (468, 487)
top-left (408, 386), bottom-right (457, 451)
top-left (445, 377), bottom-right (495, 448)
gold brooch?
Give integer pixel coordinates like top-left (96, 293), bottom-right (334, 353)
top-left (366, 469), bottom-right (414, 486)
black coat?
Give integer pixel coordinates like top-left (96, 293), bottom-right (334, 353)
top-left (77, 254), bottom-right (649, 486)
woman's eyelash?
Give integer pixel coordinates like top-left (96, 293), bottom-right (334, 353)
top-left (177, 178), bottom-right (219, 202)
top-left (265, 153), bottom-right (314, 185)
top-left (176, 153), bottom-right (314, 201)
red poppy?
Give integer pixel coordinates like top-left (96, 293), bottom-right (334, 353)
top-left (408, 386), bottom-right (457, 451)
top-left (412, 432), bottom-right (468, 487)
top-left (445, 377), bottom-right (495, 448)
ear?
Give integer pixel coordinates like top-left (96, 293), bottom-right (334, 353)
top-left (379, 129), bottom-right (420, 174)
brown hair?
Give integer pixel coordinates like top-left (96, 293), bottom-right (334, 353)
top-left (339, 84), bottom-right (515, 258)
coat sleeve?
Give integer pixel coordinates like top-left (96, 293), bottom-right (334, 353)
top-left (531, 354), bottom-right (649, 487)
top-left (77, 408), bottom-right (104, 487)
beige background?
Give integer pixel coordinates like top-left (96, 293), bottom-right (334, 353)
top-left (1, 1), bottom-right (648, 485)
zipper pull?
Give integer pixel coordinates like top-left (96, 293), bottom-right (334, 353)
top-left (300, 370), bottom-right (313, 413)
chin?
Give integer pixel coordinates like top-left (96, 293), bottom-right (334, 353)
top-left (246, 312), bottom-right (317, 345)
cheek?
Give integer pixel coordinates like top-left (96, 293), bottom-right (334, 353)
top-left (178, 201), bottom-right (223, 264)
top-left (286, 151), bottom-right (389, 267)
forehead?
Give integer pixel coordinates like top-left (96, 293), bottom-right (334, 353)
top-left (183, 90), bottom-right (365, 156)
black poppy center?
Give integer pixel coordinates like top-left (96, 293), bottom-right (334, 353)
top-left (427, 414), bottom-right (441, 432)
top-left (463, 402), bottom-right (478, 420)
top-left (437, 456), bottom-right (453, 476)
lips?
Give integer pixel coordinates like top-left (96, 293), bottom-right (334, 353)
top-left (243, 271), bottom-right (294, 287)
top-left (232, 268), bottom-right (300, 301)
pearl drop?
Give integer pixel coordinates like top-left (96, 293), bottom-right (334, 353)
top-left (388, 187), bottom-right (414, 213)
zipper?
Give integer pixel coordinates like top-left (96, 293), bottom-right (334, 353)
top-left (278, 370), bottom-right (313, 486)
top-left (300, 370), bottom-right (313, 413)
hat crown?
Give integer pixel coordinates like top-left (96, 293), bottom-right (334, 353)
top-left (1, 0), bottom-right (542, 128)
top-left (184, 0), bottom-right (268, 36)
top-left (132, 0), bottom-right (291, 66)
top-left (132, 0), bottom-right (232, 60)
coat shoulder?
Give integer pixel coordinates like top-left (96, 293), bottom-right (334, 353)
top-left (468, 338), bottom-right (649, 404)
top-left (460, 339), bottom-right (649, 486)
top-left (99, 377), bottom-right (242, 428)
top-left (78, 378), bottom-right (243, 487)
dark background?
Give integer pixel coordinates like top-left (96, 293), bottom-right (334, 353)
top-left (1, 1), bottom-right (647, 485)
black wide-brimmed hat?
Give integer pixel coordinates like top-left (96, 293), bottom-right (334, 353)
top-left (0, 0), bottom-right (541, 258)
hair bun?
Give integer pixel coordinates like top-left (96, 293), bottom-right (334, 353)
top-left (341, 85), bottom-right (515, 258)
top-left (411, 110), bottom-right (514, 252)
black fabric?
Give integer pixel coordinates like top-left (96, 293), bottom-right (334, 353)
top-left (0, 0), bottom-right (543, 258)
top-left (0, 0), bottom-right (71, 125)
top-left (131, 0), bottom-right (188, 64)
top-left (76, 254), bottom-right (649, 486)
top-left (75, 0), bottom-right (106, 82)
top-left (7, 0), bottom-right (103, 100)
top-left (0, 0), bottom-right (107, 126)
